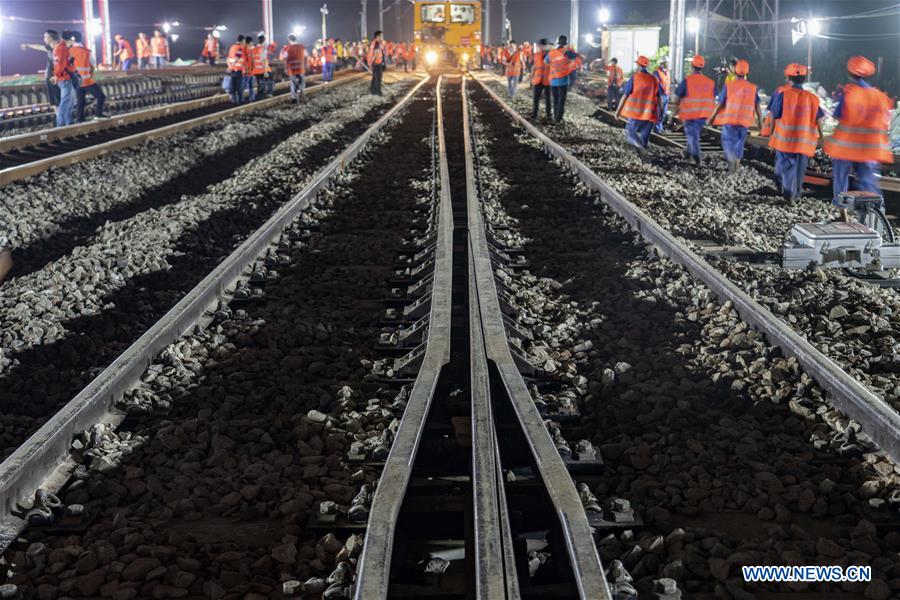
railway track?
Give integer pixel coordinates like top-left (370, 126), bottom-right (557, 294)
top-left (0, 73), bottom-right (898, 600)
top-left (0, 71), bottom-right (365, 186)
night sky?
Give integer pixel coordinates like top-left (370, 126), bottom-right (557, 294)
top-left (1, 0), bottom-right (898, 91)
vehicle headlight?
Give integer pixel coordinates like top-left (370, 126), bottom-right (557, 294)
top-left (425, 50), bottom-right (438, 65)
top-left (461, 52), bottom-right (470, 62)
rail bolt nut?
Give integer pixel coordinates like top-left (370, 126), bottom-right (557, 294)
top-left (0, 584), bottom-right (18, 599)
top-left (282, 580), bottom-right (302, 596)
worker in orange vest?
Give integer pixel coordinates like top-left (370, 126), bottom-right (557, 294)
top-left (250, 34), bottom-right (273, 99)
top-left (547, 35), bottom-right (578, 122)
top-left (367, 31), bottom-right (386, 96)
top-left (654, 57), bottom-right (670, 132)
top-left (280, 34), bottom-right (307, 103)
top-left (615, 55), bottom-right (663, 159)
top-left (67, 31), bottom-right (106, 122)
top-left (226, 34), bottom-right (247, 104)
top-left (824, 55), bottom-right (893, 205)
top-left (503, 40), bottom-right (524, 98)
top-left (113, 34), bottom-right (135, 70)
top-left (150, 30), bottom-right (169, 69)
top-left (672, 55), bottom-right (716, 165)
top-left (322, 38), bottom-right (336, 82)
top-left (709, 59), bottom-right (762, 173)
top-left (136, 32), bottom-right (152, 69)
top-left (767, 63), bottom-right (824, 201)
top-left (605, 57), bottom-right (624, 111)
top-left (761, 71), bottom-right (794, 189)
top-left (48, 30), bottom-right (74, 127)
top-left (405, 43), bottom-right (416, 71)
top-left (201, 33), bottom-right (219, 66)
top-left (530, 39), bottom-right (553, 120)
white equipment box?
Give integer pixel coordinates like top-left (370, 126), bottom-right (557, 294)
top-left (782, 221), bottom-right (900, 269)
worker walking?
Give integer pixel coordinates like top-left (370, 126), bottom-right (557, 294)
top-left (762, 74), bottom-right (793, 190)
top-left (48, 30), bottom-right (74, 127)
top-left (250, 34), bottom-right (272, 99)
top-left (605, 57), bottom-right (623, 111)
top-left (68, 32), bottom-right (107, 122)
top-left (368, 31), bottom-right (387, 96)
top-left (653, 57), bottom-right (670, 132)
top-left (226, 35), bottom-right (246, 104)
top-left (709, 59), bottom-right (761, 173)
top-left (767, 64), bottom-right (824, 201)
top-left (548, 35), bottom-right (578, 123)
top-left (504, 40), bottom-right (524, 98)
top-left (281, 34), bottom-right (307, 103)
top-left (824, 56), bottom-right (893, 203)
top-left (672, 55), bottom-right (715, 165)
top-left (530, 39), bottom-right (553, 120)
top-left (322, 39), bottom-right (336, 83)
top-left (615, 55), bottom-right (663, 159)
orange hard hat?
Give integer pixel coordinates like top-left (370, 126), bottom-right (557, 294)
top-left (636, 55), bottom-right (649, 67)
top-left (847, 55), bottom-right (876, 78)
top-left (734, 59), bottom-right (750, 76)
top-left (691, 55), bottom-right (705, 68)
top-left (783, 63), bottom-right (807, 77)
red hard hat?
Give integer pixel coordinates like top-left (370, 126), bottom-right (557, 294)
top-left (783, 63), bottom-right (807, 77)
top-left (691, 55), bottom-right (705, 68)
top-left (847, 55), bottom-right (876, 78)
top-left (636, 55), bottom-right (649, 67)
top-left (734, 59), bottom-right (750, 76)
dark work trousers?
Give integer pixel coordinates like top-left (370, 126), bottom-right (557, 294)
top-left (551, 85), bottom-right (568, 122)
top-left (46, 79), bottom-right (61, 106)
top-left (229, 71), bottom-right (243, 104)
top-left (75, 83), bottom-right (106, 122)
top-left (370, 64), bottom-right (384, 95)
top-left (532, 84), bottom-right (552, 118)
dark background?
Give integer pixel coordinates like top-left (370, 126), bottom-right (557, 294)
top-left (1, 0), bottom-right (898, 93)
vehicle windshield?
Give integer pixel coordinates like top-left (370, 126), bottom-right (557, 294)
top-left (450, 3), bottom-right (477, 23)
top-left (420, 4), bottom-right (447, 23)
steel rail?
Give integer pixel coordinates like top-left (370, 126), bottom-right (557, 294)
top-left (353, 76), bottom-right (454, 599)
top-left (0, 75), bottom-right (432, 553)
top-left (0, 72), bottom-right (368, 186)
top-left (476, 75), bottom-right (900, 465)
top-left (463, 77), bottom-right (613, 600)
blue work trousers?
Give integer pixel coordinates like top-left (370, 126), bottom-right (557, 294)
top-left (684, 118), bottom-right (706, 158)
top-left (721, 124), bottom-right (749, 161)
top-left (776, 151), bottom-right (809, 199)
top-left (56, 79), bottom-right (75, 127)
top-left (322, 61), bottom-right (334, 82)
top-left (507, 76), bottom-right (519, 98)
top-left (655, 94), bottom-right (669, 132)
top-left (626, 119), bottom-right (654, 149)
top-left (831, 159), bottom-right (882, 201)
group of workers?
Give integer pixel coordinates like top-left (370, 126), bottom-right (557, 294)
top-left (611, 53), bottom-right (893, 203)
top-left (40, 29), bottom-right (107, 127)
top-left (112, 31), bottom-right (170, 70)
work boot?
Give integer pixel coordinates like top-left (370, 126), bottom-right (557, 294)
top-left (726, 159), bottom-right (739, 174)
top-left (693, 153), bottom-right (702, 166)
top-left (681, 149), bottom-right (690, 159)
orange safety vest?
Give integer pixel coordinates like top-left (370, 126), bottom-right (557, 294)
top-left (761, 84), bottom-right (791, 136)
top-left (136, 38), bottom-right (151, 58)
top-left (714, 78), bottom-right (758, 127)
top-left (532, 51), bottom-right (550, 86)
top-left (227, 43), bottom-right (245, 72)
top-left (282, 44), bottom-right (306, 76)
top-left (606, 64), bottom-right (623, 86)
top-left (323, 44), bottom-right (336, 64)
top-left (547, 48), bottom-right (573, 83)
top-left (203, 38), bottom-right (219, 57)
top-left (621, 71), bottom-right (659, 121)
top-left (250, 45), bottom-right (269, 75)
top-left (505, 50), bottom-right (522, 77)
top-left (769, 87), bottom-right (820, 156)
top-left (117, 39), bottom-right (135, 60)
top-left (655, 67), bottom-right (670, 95)
top-left (150, 37), bottom-right (167, 57)
top-left (678, 73), bottom-right (716, 121)
top-left (69, 45), bottom-right (94, 87)
top-left (367, 41), bottom-right (385, 65)
top-left (824, 83), bottom-right (893, 164)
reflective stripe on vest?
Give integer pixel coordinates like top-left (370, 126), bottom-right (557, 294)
top-left (769, 87), bottom-right (820, 156)
top-left (505, 50), bottom-right (522, 77)
top-left (678, 73), bottom-right (716, 121)
top-left (655, 68), bottom-right (670, 96)
top-left (621, 71), bottom-right (659, 121)
top-left (250, 46), bottom-right (269, 75)
top-left (547, 48), bottom-right (573, 83)
top-left (531, 51), bottom-right (549, 85)
top-left (824, 83), bottom-right (892, 163)
top-left (714, 79), bottom-right (757, 127)
top-left (283, 45), bottom-right (305, 75)
top-left (227, 45), bottom-right (245, 72)
top-left (70, 47), bottom-right (94, 87)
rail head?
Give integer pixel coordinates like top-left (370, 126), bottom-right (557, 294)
top-left (463, 76), bottom-right (613, 600)
top-left (0, 75), bottom-right (432, 553)
top-left (353, 75), bottom-right (454, 599)
top-left (473, 74), bottom-right (900, 466)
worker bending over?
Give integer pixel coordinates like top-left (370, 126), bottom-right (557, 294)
top-left (548, 35), bottom-right (578, 123)
top-left (113, 34), bottom-right (135, 70)
top-left (824, 56), bottom-right (893, 205)
top-left (709, 59), bottom-right (761, 174)
top-left (281, 34), bottom-right (307, 103)
top-left (67, 32), bottom-right (107, 122)
top-left (530, 39), bottom-right (553, 120)
top-left (653, 57), bottom-right (670, 132)
top-left (672, 55), bottom-right (715, 165)
top-left (767, 63), bottom-right (824, 201)
top-left (615, 55), bottom-right (663, 159)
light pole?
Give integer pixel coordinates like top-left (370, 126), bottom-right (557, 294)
top-left (360, 1), bottom-right (367, 39)
top-left (379, 0), bottom-right (384, 33)
top-left (570, 0), bottom-right (579, 49)
top-left (597, 8), bottom-right (609, 63)
top-left (484, 0), bottom-right (490, 46)
top-left (806, 18), bottom-right (820, 76)
top-left (686, 16), bottom-right (700, 55)
top-left (321, 4), bottom-right (329, 40)
top-left (500, 0), bottom-right (507, 43)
